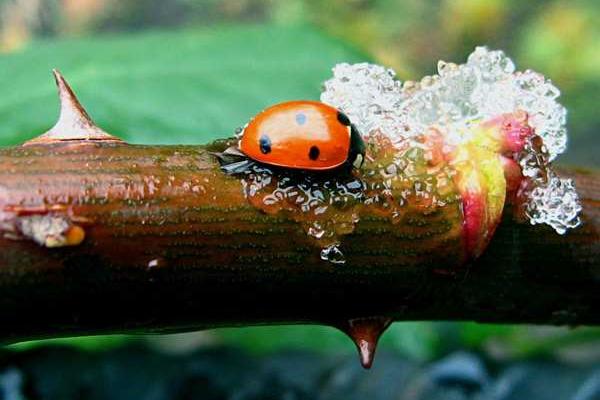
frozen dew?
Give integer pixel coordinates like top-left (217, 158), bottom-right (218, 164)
top-left (307, 221), bottom-right (327, 239)
top-left (320, 243), bottom-right (346, 265)
top-left (239, 163), bottom-right (366, 246)
top-left (400, 47), bottom-right (568, 155)
top-left (321, 62), bottom-right (407, 146)
top-left (320, 46), bottom-right (581, 234)
top-left (466, 46), bottom-right (515, 81)
top-left (525, 170), bottom-right (582, 235)
top-left (514, 71), bottom-right (568, 160)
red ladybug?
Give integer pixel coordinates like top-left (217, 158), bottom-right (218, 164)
top-left (218, 101), bottom-right (365, 173)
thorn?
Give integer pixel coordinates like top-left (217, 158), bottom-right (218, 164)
top-left (23, 69), bottom-right (123, 146)
top-left (339, 316), bottom-right (392, 369)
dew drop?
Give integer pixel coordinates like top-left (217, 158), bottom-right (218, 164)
top-left (524, 169), bottom-right (582, 234)
top-left (320, 243), bottom-right (346, 265)
top-left (308, 222), bottom-right (326, 239)
top-left (338, 317), bottom-right (392, 369)
top-left (147, 257), bottom-right (167, 270)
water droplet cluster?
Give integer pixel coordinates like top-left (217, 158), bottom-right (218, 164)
top-left (237, 131), bottom-right (461, 263)
top-left (239, 163), bottom-right (364, 245)
top-left (321, 46), bottom-right (581, 234)
top-left (321, 63), bottom-right (404, 145)
top-left (525, 169), bottom-right (582, 234)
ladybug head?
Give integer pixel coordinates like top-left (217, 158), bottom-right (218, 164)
top-left (336, 109), bottom-right (365, 169)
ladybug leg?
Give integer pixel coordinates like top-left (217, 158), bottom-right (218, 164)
top-left (221, 146), bottom-right (246, 157)
top-left (211, 145), bottom-right (244, 164)
top-left (220, 159), bottom-right (256, 174)
top-left (212, 146), bottom-right (255, 175)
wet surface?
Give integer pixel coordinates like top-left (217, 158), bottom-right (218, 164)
top-left (217, 132), bottom-right (463, 259)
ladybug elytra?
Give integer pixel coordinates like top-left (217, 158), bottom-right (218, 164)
top-left (218, 101), bottom-right (365, 173)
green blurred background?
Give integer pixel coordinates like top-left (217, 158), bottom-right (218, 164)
top-left (0, 0), bottom-right (598, 364)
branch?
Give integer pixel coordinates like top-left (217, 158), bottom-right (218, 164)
top-left (0, 71), bottom-right (598, 368)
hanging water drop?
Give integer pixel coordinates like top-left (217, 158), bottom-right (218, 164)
top-left (337, 317), bottom-right (392, 369)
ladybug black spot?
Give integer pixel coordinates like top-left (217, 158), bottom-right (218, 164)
top-left (308, 146), bottom-right (320, 160)
top-left (259, 135), bottom-right (271, 154)
top-left (337, 111), bottom-right (351, 126)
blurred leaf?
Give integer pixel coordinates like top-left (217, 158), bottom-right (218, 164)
top-left (380, 322), bottom-right (441, 361)
top-left (460, 322), bottom-right (516, 348)
top-left (0, 24), bottom-right (368, 146)
top-left (482, 326), bottom-right (600, 360)
top-left (7, 335), bottom-right (134, 352)
top-left (213, 322), bottom-right (443, 362)
top-left (214, 325), bottom-right (351, 355)
top-left (517, 2), bottom-right (600, 83)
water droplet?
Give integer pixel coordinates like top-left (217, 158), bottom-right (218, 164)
top-left (308, 222), bottom-right (326, 239)
top-left (147, 258), bottom-right (167, 270)
top-left (320, 243), bottom-right (345, 265)
top-left (524, 169), bottom-right (582, 234)
top-left (337, 317), bottom-right (392, 369)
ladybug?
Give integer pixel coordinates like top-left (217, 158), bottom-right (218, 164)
top-left (217, 101), bottom-right (365, 173)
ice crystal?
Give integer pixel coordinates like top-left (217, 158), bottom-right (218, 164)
top-left (239, 163), bottom-right (365, 246)
top-left (320, 243), bottom-right (346, 265)
top-left (320, 62), bottom-right (406, 146)
top-left (320, 46), bottom-right (581, 234)
top-left (525, 170), bottom-right (582, 234)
